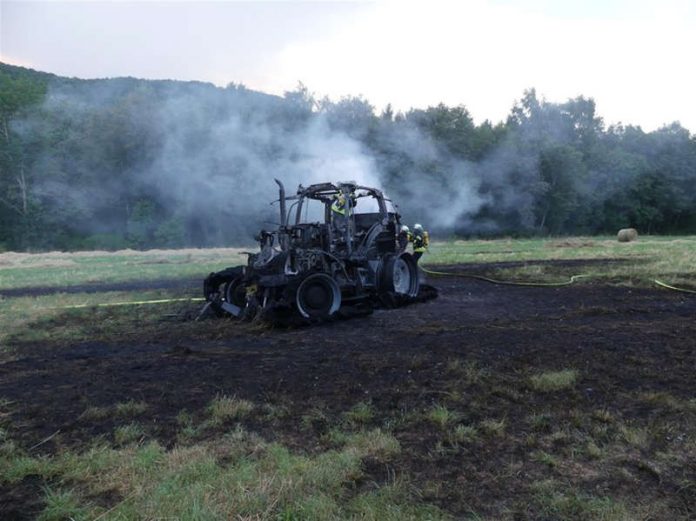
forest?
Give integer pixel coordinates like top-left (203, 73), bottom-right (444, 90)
top-left (1, 61), bottom-right (695, 251)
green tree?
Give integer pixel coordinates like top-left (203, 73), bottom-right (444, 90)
top-left (536, 145), bottom-right (585, 233)
top-left (0, 69), bottom-right (47, 248)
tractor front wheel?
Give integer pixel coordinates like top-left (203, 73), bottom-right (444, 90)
top-left (295, 273), bottom-right (342, 319)
top-left (381, 253), bottom-right (420, 297)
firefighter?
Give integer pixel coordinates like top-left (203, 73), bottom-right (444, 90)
top-left (398, 224), bottom-right (412, 253)
top-left (411, 223), bottom-right (429, 262)
top-left (331, 189), bottom-right (356, 233)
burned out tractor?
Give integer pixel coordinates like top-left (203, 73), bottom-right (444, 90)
top-left (202, 180), bottom-right (422, 322)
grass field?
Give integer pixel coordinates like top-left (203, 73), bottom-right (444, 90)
top-left (1, 236), bottom-right (695, 347)
top-left (2, 236), bottom-right (695, 290)
top-left (429, 236), bottom-right (696, 288)
top-left (1, 237), bottom-right (695, 520)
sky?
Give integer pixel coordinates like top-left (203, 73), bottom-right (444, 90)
top-left (1, 0), bottom-right (695, 132)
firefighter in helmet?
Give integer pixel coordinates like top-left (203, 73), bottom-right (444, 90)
top-left (331, 189), bottom-right (357, 233)
top-left (398, 224), bottom-right (412, 253)
top-left (411, 223), bottom-right (429, 262)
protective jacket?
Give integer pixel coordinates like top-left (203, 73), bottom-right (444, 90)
top-left (398, 230), bottom-right (413, 251)
top-left (331, 193), bottom-right (356, 216)
top-left (413, 230), bottom-right (429, 253)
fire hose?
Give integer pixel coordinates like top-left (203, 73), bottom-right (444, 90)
top-left (52, 271), bottom-right (693, 311)
top-left (420, 266), bottom-right (696, 294)
top-left (419, 266), bottom-right (590, 287)
top-left (653, 279), bottom-right (696, 294)
top-left (58, 297), bottom-right (205, 310)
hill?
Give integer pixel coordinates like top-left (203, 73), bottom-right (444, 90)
top-left (1, 62), bottom-right (695, 251)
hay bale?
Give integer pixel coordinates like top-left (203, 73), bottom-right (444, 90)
top-left (617, 228), bottom-right (638, 242)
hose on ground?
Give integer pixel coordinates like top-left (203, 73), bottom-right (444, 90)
top-left (52, 271), bottom-right (694, 310)
top-left (653, 279), bottom-right (696, 294)
top-left (420, 266), bottom-right (590, 287)
top-left (58, 297), bottom-right (205, 310)
top-left (421, 266), bottom-right (695, 294)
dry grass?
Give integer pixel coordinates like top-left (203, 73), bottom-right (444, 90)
top-left (479, 418), bottom-right (506, 438)
top-left (446, 359), bottom-right (487, 385)
top-left (450, 424), bottom-right (478, 444)
top-left (618, 424), bottom-right (650, 449)
top-left (0, 247), bottom-right (249, 267)
top-left (115, 400), bottom-right (148, 418)
top-left (208, 394), bottom-right (254, 424)
top-left (79, 406), bottom-right (111, 421)
top-left (0, 247), bottom-right (249, 291)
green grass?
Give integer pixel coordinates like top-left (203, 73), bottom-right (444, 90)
top-left (423, 236), bottom-right (696, 288)
top-left (427, 405), bottom-right (459, 429)
top-left (0, 248), bottom-right (248, 290)
top-left (0, 429), bottom-right (444, 521)
top-left (115, 400), bottom-right (148, 418)
top-left (2, 236), bottom-right (695, 294)
top-left (2, 237), bottom-right (695, 347)
top-left (207, 394), bottom-right (254, 424)
top-left (527, 412), bottom-right (553, 432)
top-left (533, 450), bottom-right (560, 468)
top-left (114, 423), bottom-right (145, 445)
top-left (0, 288), bottom-right (204, 347)
top-left (343, 429), bottom-right (401, 460)
top-left (530, 481), bottom-right (634, 521)
top-left (450, 424), bottom-right (478, 444)
top-left (38, 488), bottom-right (90, 521)
top-left (343, 401), bottom-right (375, 426)
top-left (529, 369), bottom-right (578, 392)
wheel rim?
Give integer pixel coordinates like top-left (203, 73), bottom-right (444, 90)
top-left (296, 274), bottom-right (341, 318)
top-left (392, 258), bottom-right (412, 294)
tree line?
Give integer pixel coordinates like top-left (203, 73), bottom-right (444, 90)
top-left (1, 62), bottom-right (695, 251)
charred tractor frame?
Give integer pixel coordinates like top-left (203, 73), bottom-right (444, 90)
top-left (203, 180), bottom-right (422, 322)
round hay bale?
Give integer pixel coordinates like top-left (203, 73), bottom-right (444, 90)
top-left (617, 228), bottom-right (638, 242)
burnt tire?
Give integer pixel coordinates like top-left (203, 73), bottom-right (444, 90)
top-left (381, 253), bottom-right (420, 297)
top-left (224, 276), bottom-right (247, 307)
top-left (203, 266), bottom-right (244, 317)
top-left (295, 273), bottom-right (341, 319)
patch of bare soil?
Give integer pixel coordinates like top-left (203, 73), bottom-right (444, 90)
top-left (1, 261), bottom-right (695, 519)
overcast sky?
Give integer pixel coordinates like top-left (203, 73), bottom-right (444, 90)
top-left (1, 0), bottom-right (695, 131)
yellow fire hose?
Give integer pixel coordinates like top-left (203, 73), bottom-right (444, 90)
top-left (421, 266), bottom-right (696, 294)
top-left (653, 279), bottom-right (696, 294)
top-left (419, 266), bottom-right (590, 287)
top-left (50, 271), bottom-right (693, 311)
top-left (58, 297), bottom-right (205, 310)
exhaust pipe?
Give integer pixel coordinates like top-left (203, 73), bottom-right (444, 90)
top-left (274, 178), bottom-right (287, 227)
top-left (274, 179), bottom-right (288, 251)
